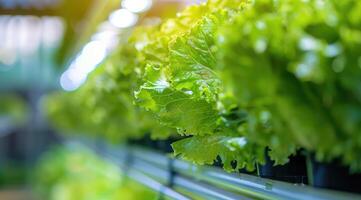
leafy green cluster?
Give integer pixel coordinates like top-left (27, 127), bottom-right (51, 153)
top-left (217, 0), bottom-right (361, 171)
top-left (132, 0), bottom-right (264, 171)
top-left (34, 145), bottom-right (157, 200)
top-left (0, 94), bottom-right (28, 124)
top-left (47, 0), bottom-right (361, 172)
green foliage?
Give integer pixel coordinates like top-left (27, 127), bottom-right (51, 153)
top-left (0, 94), bottom-right (28, 124)
top-left (47, 0), bottom-right (361, 172)
top-left (132, 0), bottom-right (267, 170)
top-left (217, 0), bottom-right (361, 170)
top-left (172, 135), bottom-right (264, 171)
top-left (34, 146), bottom-right (157, 200)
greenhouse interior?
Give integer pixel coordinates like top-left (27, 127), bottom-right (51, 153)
top-left (1, 0), bottom-right (361, 199)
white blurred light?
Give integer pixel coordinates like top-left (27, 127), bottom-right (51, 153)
top-left (60, 41), bottom-right (107, 91)
top-left (18, 16), bottom-right (41, 55)
top-left (42, 17), bottom-right (65, 47)
top-left (97, 21), bottom-right (120, 32)
top-left (80, 41), bottom-right (107, 67)
top-left (92, 30), bottom-right (120, 51)
top-left (109, 9), bottom-right (138, 28)
top-left (121, 0), bottom-right (152, 13)
top-left (60, 71), bottom-right (86, 91)
top-left (67, 67), bottom-right (87, 83)
top-left (4, 16), bottom-right (18, 52)
top-left (92, 30), bottom-right (118, 41)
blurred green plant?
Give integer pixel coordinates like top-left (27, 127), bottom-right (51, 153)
top-left (0, 95), bottom-right (28, 124)
top-left (33, 145), bottom-right (157, 200)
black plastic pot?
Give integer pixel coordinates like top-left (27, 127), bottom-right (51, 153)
top-left (309, 156), bottom-right (361, 194)
top-left (156, 139), bottom-right (176, 153)
top-left (128, 134), bottom-right (158, 149)
top-left (259, 148), bottom-right (308, 184)
top-left (128, 134), bottom-right (181, 153)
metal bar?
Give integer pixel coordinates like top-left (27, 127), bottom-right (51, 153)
top-left (173, 176), bottom-right (253, 200)
top-left (130, 146), bottom-right (361, 200)
top-left (102, 148), bottom-right (191, 200)
top-left (100, 143), bottom-right (254, 200)
top-left (127, 169), bottom-right (190, 200)
top-left (76, 141), bottom-right (361, 200)
top-left (129, 155), bottom-right (251, 200)
top-left (172, 160), bottom-right (361, 200)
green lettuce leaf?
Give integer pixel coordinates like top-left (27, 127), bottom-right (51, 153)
top-left (135, 65), bottom-right (220, 136)
top-left (134, 5), bottom-right (238, 136)
top-left (172, 135), bottom-right (264, 172)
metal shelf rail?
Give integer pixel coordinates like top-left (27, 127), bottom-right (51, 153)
top-left (69, 140), bottom-right (361, 200)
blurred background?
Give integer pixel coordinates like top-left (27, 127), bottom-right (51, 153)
top-left (0, 0), bottom-right (196, 199)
